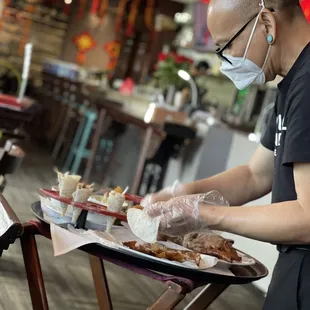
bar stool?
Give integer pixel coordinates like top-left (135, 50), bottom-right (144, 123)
top-left (62, 89), bottom-right (98, 175)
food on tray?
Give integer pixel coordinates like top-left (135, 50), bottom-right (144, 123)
top-left (71, 183), bottom-right (94, 224)
top-left (127, 207), bottom-right (160, 243)
top-left (57, 172), bottom-right (81, 216)
top-left (106, 187), bottom-right (126, 233)
top-left (88, 187), bottom-right (132, 211)
top-left (167, 232), bottom-right (241, 263)
top-left (113, 186), bottom-right (123, 194)
top-left (123, 241), bottom-right (201, 266)
top-left (130, 205), bottom-right (144, 210)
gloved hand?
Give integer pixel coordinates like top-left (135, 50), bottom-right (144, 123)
top-left (141, 180), bottom-right (182, 207)
top-left (145, 191), bottom-right (229, 237)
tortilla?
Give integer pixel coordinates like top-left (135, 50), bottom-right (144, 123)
top-left (127, 208), bottom-right (160, 243)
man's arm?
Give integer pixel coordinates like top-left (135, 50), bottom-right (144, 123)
top-left (200, 162), bottom-right (310, 244)
top-left (179, 144), bottom-right (274, 206)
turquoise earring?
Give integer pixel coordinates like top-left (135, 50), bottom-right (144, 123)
top-left (267, 34), bottom-right (274, 44)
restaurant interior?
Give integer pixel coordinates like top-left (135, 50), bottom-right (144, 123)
top-left (0, 0), bottom-right (309, 309)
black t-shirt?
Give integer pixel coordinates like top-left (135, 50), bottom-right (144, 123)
top-left (261, 42), bottom-right (310, 203)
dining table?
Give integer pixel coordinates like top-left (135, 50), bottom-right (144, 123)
top-left (21, 200), bottom-right (269, 310)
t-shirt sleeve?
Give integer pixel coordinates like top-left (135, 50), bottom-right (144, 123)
top-left (282, 74), bottom-right (310, 165)
top-left (261, 106), bottom-right (276, 152)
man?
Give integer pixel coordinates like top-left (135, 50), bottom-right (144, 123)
top-left (142, 0), bottom-right (310, 308)
top-left (181, 61), bottom-right (211, 112)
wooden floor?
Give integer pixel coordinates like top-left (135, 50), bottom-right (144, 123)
top-left (0, 143), bottom-right (265, 310)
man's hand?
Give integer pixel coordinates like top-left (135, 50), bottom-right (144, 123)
top-left (145, 191), bottom-right (229, 237)
top-left (141, 181), bottom-right (182, 207)
top-left (145, 194), bottom-right (208, 236)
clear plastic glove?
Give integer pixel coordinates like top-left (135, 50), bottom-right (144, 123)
top-left (141, 180), bottom-right (182, 207)
top-left (145, 191), bottom-right (229, 237)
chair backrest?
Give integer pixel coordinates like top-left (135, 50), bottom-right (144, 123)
top-left (0, 194), bottom-right (23, 256)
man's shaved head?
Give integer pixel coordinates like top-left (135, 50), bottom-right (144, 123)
top-left (208, 0), bottom-right (310, 84)
top-left (236, 0), bottom-right (300, 18)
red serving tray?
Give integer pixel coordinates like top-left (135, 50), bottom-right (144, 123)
top-left (124, 193), bottom-right (142, 204)
top-left (40, 189), bottom-right (127, 222)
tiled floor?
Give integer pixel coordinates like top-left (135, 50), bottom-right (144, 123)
top-left (0, 142), bottom-right (265, 309)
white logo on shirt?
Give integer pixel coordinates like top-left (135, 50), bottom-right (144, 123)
top-left (274, 114), bottom-right (287, 156)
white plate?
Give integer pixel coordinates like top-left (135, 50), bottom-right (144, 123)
top-left (216, 251), bottom-right (256, 267)
top-left (117, 243), bottom-right (218, 270)
top-left (159, 241), bottom-right (255, 267)
top-left (120, 222), bottom-right (256, 267)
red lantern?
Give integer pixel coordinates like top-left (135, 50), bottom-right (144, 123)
top-left (301, 0), bottom-right (310, 22)
top-left (77, 0), bottom-right (87, 20)
top-left (99, 0), bottom-right (109, 24)
top-left (144, 0), bottom-right (155, 32)
top-left (126, 0), bottom-right (141, 37)
top-left (90, 0), bottom-right (100, 15)
top-left (104, 40), bottom-right (121, 72)
top-left (115, 0), bottom-right (128, 33)
top-left (73, 31), bottom-right (97, 65)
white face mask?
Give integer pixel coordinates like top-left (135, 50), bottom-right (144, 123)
top-left (220, 4), bottom-right (272, 90)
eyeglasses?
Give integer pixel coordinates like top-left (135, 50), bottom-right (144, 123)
top-left (215, 9), bottom-right (274, 64)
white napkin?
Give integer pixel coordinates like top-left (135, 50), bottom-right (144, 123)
top-left (50, 223), bottom-right (119, 256)
top-left (0, 206), bottom-right (14, 237)
top-left (50, 224), bottom-right (234, 276)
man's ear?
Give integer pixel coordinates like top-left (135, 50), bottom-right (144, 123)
top-left (260, 9), bottom-right (276, 44)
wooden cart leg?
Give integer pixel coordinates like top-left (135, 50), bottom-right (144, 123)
top-left (147, 281), bottom-right (186, 310)
top-left (89, 255), bottom-right (113, 310)
top-left (131, 126), bottom-right (153, 195)
top-left (83, 109), bottom-right (107, 182)
top-left (20, 233), bottom-right (49, 310)
top-left (184, 283), bottom-right (229, 310)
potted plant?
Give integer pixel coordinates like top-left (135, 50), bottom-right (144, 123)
top-left (153, 52), bottom-right (193, 104)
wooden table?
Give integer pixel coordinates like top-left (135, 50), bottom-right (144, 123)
top-left (84, 98), bottom-right (166, 195)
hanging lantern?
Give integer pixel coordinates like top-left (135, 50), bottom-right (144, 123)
top-left (77, 0), bottom-right (87, 20)
top-left (115, 0), bottom-right (127, 33)
top-left (104, 40), bottom-right (121, 72)
top-left (99, 0), bottom-right (109, 24)
top-left (104, 40), bottom-right (121, 58)
top-left (144, 0), bottom-right (155, 32)
top-left (90, 0), bottom-right (100, 15)
top-left (126, 0), bottom-right (141, 37)
top-left (89, 0), bottom-right (100, 28)
top-left (301, 0), bottom-right (310, 22)
top-left (73, 31), bottom-right (97, 65)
